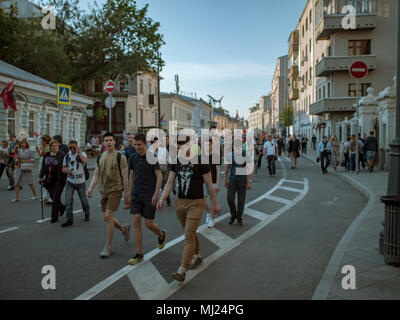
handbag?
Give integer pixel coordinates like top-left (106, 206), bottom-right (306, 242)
top-left (20, 162), bottom-right (33, 172)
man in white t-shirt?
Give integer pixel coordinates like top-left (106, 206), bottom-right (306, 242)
top-left (263, 135), bottom-right (279, 177)
top-left (62, 140), bottom-right (91, 227)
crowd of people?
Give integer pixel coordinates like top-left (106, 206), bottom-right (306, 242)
top-left (0, 129), bottom-right (379, 284)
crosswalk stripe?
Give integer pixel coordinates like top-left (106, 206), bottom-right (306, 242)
top-left (127, 260), bottom-right (168, 300)
top-left (244, 208), bottom-right (270, 220)
top-left (199, 227), bottom-right (235, 248)
top-left (278, 186), bottom-right (303, 193)
top-left (282, 179), bottom-right (306, 185)
top-left (264, 195), bottom-right (291, 205)
top-left (0, 227), bottom-right (19, 234)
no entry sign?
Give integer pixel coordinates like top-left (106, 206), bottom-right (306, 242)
top-left (350, 61), bottom-right (368, 80)
top-left (104, 80), bottom-right (116, 94)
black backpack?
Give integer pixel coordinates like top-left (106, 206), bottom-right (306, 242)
top-left (66, 153), bottom-right (90, 181)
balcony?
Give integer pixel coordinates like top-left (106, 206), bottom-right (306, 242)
top-left (316, 13), bottom-right (376, 41)
top-left (288, 87), bottom-right (299, 101)
top-left (288, 65), bottom-right (299, 80)
top-left (288, 30), bottom-right (299, 58)
top-left (315, 54), bottom-right (376, 77)
top-left (309, 97), bottom-right (357, 115)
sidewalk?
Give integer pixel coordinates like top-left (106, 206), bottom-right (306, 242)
top-left (303, 147), bottom-right (400, 300)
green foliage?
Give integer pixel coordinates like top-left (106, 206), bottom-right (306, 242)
top-left (281, 104), bottom-right (294, 127)
top-left (95, 107), bottom-right (108, 121)
top-left (0, 0), bottom-right (165, 93)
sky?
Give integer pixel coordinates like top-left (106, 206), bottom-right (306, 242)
top-left (78, 0), bottom-right (307, 119)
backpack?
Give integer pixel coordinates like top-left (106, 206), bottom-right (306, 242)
top-left (66, 153), bottom-right (90, 181)
top-left (97, 152), bottom-right (123, 183)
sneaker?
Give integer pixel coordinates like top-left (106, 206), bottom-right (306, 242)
top-left (123, 224), bottom-right (131, 242)
top-left (172, 267), bottom-right (186, 283)
top-left (206, 213), bottom-right (210, 225)
top-left (8, 186), bottom-right (14, 191)
top-left (158, 230), bottom-right (166, 250)
top-left (11, 199), bottom-right (20, 203)
top-left (62, 221), bottom-right (73, 228)
top-left (128, 254), bottom-right (144, 265)
top-left (100, 246), bottom-right (112, 259)
top-left (32, 196), bottom-right (37, 200)
top-left (208, 218), bottom-right (215, 228)
top-left (189, 256), bottom-right (203, 270)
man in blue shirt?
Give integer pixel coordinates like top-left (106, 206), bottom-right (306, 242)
top-left (127, 133), bottom-right (166, 266)
top-left (318, 136), bottom-right (331, 175)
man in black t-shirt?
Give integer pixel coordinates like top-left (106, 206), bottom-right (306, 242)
top-left (157, 138), bottom-right (221, 283)
top-left (127, 134), bottom-right (166, 266)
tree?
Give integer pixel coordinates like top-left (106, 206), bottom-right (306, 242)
top-left (281, 104), bottom-right (294, 128)
top-left (0, 0), bottom-right (165, 93)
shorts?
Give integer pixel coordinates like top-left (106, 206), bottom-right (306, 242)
top-left (131, 195), bottom-right (156, 220)
top-left (100, 191), bottom-right (123, 213)
top-left (366, 151), bottom-right (376, 161)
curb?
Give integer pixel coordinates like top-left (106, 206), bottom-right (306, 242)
top-left (301, 154), bottom-right (378, 300)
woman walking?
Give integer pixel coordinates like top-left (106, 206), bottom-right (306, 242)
top-left (12, 139), bottom-right (37, 202)
top-left (36, 135), bottom-right (51, 204)
top-left (288, 135), bottom-right (300, 170)
top-left (330, 136), bottom-right (341, 172)
top-left (39, 140), bottom-right (67, 223)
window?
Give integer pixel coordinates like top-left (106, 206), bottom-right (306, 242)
top-left (319, 88), bottom-right (322, 100)
top-left (323, 86), bottom-right (326, 99)
top-left (309, 39), bottom-right (312, 54)
top-left (310, 67), bottom-right (312, 82)
top-left (120, 78), bottom-right (129, 92)
top-left (149, 82), bottom-right (152, 95)
top-left (140, 79), bottom-right (144, 94)
top-left (348, 83), bottom-right (371, 97)
top-left (45, 114), bottom-right (51, 135)
top-left (302, 25), bottom-right (304, 37)
top-left (306, 18), bottom-right (308, 31)
top-left (7, 110), bottom-right (16, 137)
top-left (309, 9), bottom-right (312, 23)
top-left (28, 111), bottom-right (35, 138)
top-left (95, 79), bottom-right (103, 92)
top-left (348, 40), bottom-right (371, 55)
top-left (327, 83), bottom-right (331, 98)
top-left (140, 109), bottom-right (144, 126)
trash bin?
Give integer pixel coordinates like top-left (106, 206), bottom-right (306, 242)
top-left (380, 196), bottom-right (400, 266)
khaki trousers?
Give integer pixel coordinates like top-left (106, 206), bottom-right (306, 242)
top-left (176, 198), bottom-right (205, 270)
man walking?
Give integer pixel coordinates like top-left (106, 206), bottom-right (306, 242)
top-left (263, 135), bottom-right (278, 177)
top-left (225, 140), bottom-right (253, 226)
top-left (363, 131), bottom-right (378, 173)
top-left (62, 140), bottom-right (91, 227)
top-left (124, 133), bottom-right (137, 209)
top-left (301, 136), bottom-right (308, 154)
top-left (312, 135), bottom-right (317, 151)
top-left (127, 133), bottom-right (166, 265)
top-left (87, 132), bottom-right (131, 258)
top-left (157, 138), bottom-right (221, 283)
top-left (318, 136), bottom-right (331, 175)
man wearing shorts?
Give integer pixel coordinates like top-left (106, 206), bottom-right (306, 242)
top-left (363, 131), bottom-right (379, 173)
top-left (87, 132), bottom-right (130, 258)
top-left (127, 133), bottom-right (166, 265)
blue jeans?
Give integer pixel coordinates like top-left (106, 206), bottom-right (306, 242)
top-left (350, 153), bottom-right (358, 171)
top-left (65, 181), bottom-right (90, 222)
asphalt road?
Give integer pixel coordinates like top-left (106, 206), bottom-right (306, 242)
top-left (0, 155), bottom-right (367, 300)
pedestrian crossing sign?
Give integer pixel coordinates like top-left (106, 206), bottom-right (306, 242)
top-left (57, 83), bottom-right (72, 105)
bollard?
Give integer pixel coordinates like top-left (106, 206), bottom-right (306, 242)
top-left (380, 196), bottom-right (400, 266)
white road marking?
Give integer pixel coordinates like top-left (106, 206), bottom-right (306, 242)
top-left (264, 195), bottom-right (291, 205)
top-left (244, 208), bottom-right (270, 220)
top-left (0, 226), bottom-right (19, 234)
top-left (127, 260), bottom-right (169, 300)
top-left (282, 179), bottom-right (306, 185)
top-left (36, 218), bottom-right (51, 224)
top-left (199, 227), bottom-right (235, 248)
top-left (278, 186), bottom-right (303, 193)
top-left (75, 159), bottom-right (310, 301)
top-left (73, 209), bottom-right (83, 214)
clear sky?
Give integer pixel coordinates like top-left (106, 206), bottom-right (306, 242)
top-left (78, 0), bottom-right (307, 119)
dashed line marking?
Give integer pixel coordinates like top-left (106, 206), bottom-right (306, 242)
top-left (0, 226), bottom-right (19, 234)
top-left (264, 195), bottom-right (291, 205)
top-left (244, 208), bottom-right (270, 220)
top-left (278, 186), bottom-right (303, 193)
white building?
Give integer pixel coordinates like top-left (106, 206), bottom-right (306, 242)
top-left (0, 60), bottom-right (93, 148)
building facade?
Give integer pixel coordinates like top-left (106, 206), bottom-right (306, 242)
top-left (0, 60), bottom-right (92, 148)
top-left (271, 55), bottom-right (288, 134)
top-left (160, 93), bottom-right (195, 132)
top-left (0, 0), bottom-right (42, 19)
top-left (288, 0), bottom-right (396, 141)
top-left (85, 71), bottom-right (159, 139)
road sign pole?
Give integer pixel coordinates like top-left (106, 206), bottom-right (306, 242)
top-left (356, 79), bottom-right (359, 174)
top-left (108, 93), bottom-right (112, 133)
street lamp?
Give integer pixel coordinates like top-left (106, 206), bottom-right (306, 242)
top-left (387, 1), bottom-right (400, 196)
